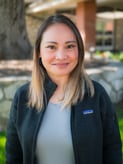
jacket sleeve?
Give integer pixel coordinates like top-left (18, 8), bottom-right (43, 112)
top-left (100, 88), bottom-right (122, 164)
top-left (5, 91), bottom-right (23, 164)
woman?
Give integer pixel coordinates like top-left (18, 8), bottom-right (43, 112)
top-left (6, 14), bottom-right (122, 164)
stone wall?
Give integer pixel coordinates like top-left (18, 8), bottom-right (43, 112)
top-left (0, 61), bottom-right (123, 130)
top-left (87, 61), bottom-right (123, 103)
top-left (0, 76), bottom-right (31, 130)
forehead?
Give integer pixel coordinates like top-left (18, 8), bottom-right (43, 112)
top-left (42, 23), bottom-right (76, 41)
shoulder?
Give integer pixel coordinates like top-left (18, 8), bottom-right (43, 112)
top-left (84, 80), bottom-right (110, 102)
top-left (14, 82), bottom-right (30, 102)
top-left (16, 82), bottom-right (30, 94)
top-left (92, 80), bottom-right (105, 92)
top-left (92, 80), bottom-right (108, 97)
top-left (89, 80), bottom-right (112, 106)
top-left (92, 80), bottom-right (113, 110)
top-left (9, 82), bottom-right (30, 122)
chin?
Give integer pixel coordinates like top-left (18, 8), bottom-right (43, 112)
top-left (52, 72), bottom-right (70, 77)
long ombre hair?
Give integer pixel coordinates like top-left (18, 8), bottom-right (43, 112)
top-left (28, 14), bottom-right (94, 111)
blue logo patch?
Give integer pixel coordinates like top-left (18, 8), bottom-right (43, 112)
top-left (82, 109), bottom-right (94, 115)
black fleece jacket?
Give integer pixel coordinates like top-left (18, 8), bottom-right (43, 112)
top-left (6, 79), bottom-right (122, 164)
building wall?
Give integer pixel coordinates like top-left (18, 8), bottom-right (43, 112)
top-left (115, 19), bottom-right (123, 51)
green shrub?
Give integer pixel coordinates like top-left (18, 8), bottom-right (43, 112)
top-left (0, 131), bottom-right (6, 164)
top-left (119, 53), bottom-right (123, 62)
top-left (95, 50), bottom-right (123, 62)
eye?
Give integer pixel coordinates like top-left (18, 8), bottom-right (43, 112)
top-left (67, 44), bottom-right (76, 49)
top-left (46, 45), bottom-right (56, 50)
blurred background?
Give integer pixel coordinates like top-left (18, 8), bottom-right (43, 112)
top-left (0, 0), bottom-right (123, 163)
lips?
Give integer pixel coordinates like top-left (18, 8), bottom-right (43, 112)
top-left (52, 63), bottom-right (69, 66)
top-left (52, 63), bottom-right (69, 69)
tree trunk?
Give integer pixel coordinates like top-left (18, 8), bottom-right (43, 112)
top-left (0, 0), bottom-right (32, 59)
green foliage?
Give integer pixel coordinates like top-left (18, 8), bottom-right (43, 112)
top-left (119, 53), bottom-right (123, 62)
top-left (0, 131), bottom-right (6, 164)
top-left (115, 102), bottom-right (123, 161)
top-left (95, 50), bottom-right (123, 62)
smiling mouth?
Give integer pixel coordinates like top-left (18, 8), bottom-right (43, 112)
top-left (52, 63), bottom-right (69, 66)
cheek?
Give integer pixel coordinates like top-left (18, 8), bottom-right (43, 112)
top-left (40, 49), bottom-right (51, 60)
top-left (40, 50), bottom-right (54, 68)
top-left (71, 49), bottom-right (78, 61)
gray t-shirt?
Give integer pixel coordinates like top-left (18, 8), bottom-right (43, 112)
top-left (36, 102), bottom-right (75, 164)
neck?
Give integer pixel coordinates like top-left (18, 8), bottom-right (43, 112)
top-left (49, 76), bottom-right (68, 103)
top-left (49, 75), bottom-right (69, 88)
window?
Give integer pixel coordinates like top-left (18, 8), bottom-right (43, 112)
top-left (96, 18), bottom-right (114, 51)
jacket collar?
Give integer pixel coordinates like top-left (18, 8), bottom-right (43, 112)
top-left (44, 74), bottom-right (57, 103)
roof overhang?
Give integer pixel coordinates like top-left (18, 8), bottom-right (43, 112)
top-left (26, 0), bottom-right (123, 18)
top-left (97, 0), bottom-right (123, 10)
top-left (97, 11), bottom-right (123, 19)
top-left (97, 0), bottom-right (123, 19)
top-left (26, 0), bottom-right (89, 14)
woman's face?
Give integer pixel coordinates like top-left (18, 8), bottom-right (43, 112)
top-left (39, 23), bottom-right (78, 80)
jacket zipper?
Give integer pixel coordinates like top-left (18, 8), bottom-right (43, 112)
top-left (71, 105), bottom-right (79, 164)
top-left (32, 107), bottom-right (47, 164)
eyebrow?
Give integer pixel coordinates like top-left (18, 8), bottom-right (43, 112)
top-left (45, 41), bottom-right (57, 44)
top-left (65, 41), bottom-right (77, 44)
top-left (45, 41), bottom-right (77, 44)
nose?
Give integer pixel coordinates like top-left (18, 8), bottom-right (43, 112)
top-left (55, 48), bottom-right (67, 59)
